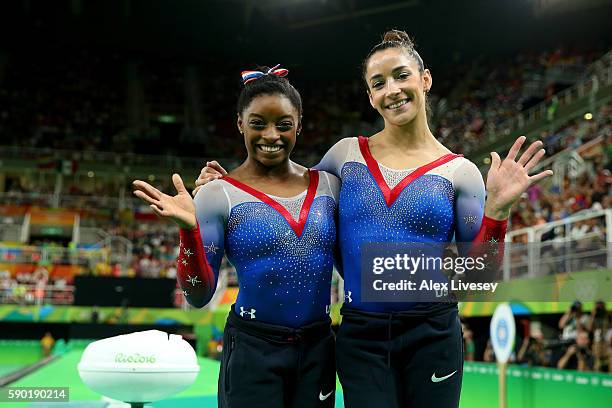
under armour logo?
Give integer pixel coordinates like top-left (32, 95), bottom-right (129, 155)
top-left (345, 291), bottom-right (352, 303)
top-left (240, 307), bottom-right (256, 319)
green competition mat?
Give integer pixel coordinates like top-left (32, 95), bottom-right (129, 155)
top-left (0, 345), bottom-right (344, 408)
top-left (0, 341), bottom-right (44, 378)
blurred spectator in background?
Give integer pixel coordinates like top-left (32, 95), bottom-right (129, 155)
top-left (483, 339), bottom-right (495, 363)
top-left (40, 331), bottom-right (55, 357)
top-left (559, 301), bottom-right (590, 341)
top-left (482, 338), bottom-right (517, 363)
top-left (517, 325), bottom-right (551, 367)
top-left (589, 300), bottom-right (611, 372)
top-left (462, 322), bottom-right (475, 362)
top-left (557, 329), bottom-right (594, 371)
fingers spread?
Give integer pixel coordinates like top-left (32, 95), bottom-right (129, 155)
top-left (132, 180), bottom-right (162, 200)
top-left (506, 135), bottom-right (527, 162)
top-left (133, 189), bottom-right (162, 206)
top-left (172, 174), bottom-right (187, 194)
top-left (524, 149), bottom-right (546, 172)
top-left (490, 152), bottom-right (502, 171)
top-left (150, 204), bottom-right (165, 217)
top-left (517, 140), bottom-right (543, 166)
top-left (529, 170), bottom-right (554, 184)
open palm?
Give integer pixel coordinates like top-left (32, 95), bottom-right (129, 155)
top-left (485, 136), bottom-right (553, 218)
top-left (132, 174), bottom-right (196, 229)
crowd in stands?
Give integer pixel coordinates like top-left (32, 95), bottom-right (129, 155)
top-left (1, 45), bottom-right (610, 373)
top-left (111, 221), bottom-right (179, 279)
top-left (1, 46), bottom-right (607, 161)
top-left (509, 104), bottom-right (611, 234)
top-left (0, 267), bottom-right (73, 305)
top-left (1, 46), bottom-right (608, 256)
top-left (1, 112), bottom-right (609, 283)
top-left (4, 101), bottom-right (607, 238)
top-left (434, 49), bottom-right (606, 154)
top-left (0, 103), bottom-right (609, 290)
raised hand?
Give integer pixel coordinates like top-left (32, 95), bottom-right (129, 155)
top-left (133, 174), bottom-right (196, 229)
top-left (485, 136), bottom-right (553, 220)
top-left (193, 160), bottom-right (228, 197)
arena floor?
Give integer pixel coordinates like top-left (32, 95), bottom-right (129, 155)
top-left (2, 343), bottom-right (610, 407)
top-left (1, 345), bottom-right (345, 408)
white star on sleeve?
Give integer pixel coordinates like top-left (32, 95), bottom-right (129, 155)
top-left (186, 274), bottom-right (201, 286)
top-left (183, 248), bottom-right (193, 257)
top-left (204, 242), bottom-right (218, 255)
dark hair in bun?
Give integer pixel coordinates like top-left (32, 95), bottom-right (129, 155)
top-left (236, 66), bottom-right (302, 117)
top-left (382, 29), bottom-right (412, 44)
top-left (362, 29), bottom-right (425, 91)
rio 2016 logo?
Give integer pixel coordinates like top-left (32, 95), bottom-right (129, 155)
top-left (114, 353), bottom-right (156, 364)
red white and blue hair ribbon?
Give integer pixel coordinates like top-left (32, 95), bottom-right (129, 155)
top-left (241, 64), bottom-right (289, 85)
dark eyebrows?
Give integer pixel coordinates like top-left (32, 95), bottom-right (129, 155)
top-left (248, 113), bottom-right (294, 121)
top-left (369, 74), bottom-right (383, 82)
top-left (369, 65), bottom-right (411, 82)
top-left (393, 65), bottom-right (411, 73)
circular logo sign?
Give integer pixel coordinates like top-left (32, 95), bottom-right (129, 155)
top-left (490, 303), bottom-right (515, 363)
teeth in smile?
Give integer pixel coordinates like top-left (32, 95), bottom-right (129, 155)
top-left (259, 145), bottom-right (282, 152)
top-left (388, 100), bottom-right (409, 109)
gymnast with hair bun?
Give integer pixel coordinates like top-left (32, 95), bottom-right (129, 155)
top-left (196, 30), bottom-right (553, 408)
top-left (134, 65), bottom-right (339, 408)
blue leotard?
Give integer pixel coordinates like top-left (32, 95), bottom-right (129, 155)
top-left (316, 136), bottom-right (496, 312)
top-left (177, 169), bottom-right (340, 327)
